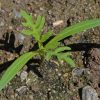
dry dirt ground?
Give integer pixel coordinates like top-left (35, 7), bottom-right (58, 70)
top-left (0, 0), bottom-right (100, 100)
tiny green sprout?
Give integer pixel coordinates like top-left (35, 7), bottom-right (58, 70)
top-left (0, 10), bottom-right (100, 91)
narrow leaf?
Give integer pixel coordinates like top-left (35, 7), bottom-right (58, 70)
top-left (45, 51), bottom-right (54, 60)
top-left (46, 41), bottom-right (60, 50)
top-left (0, 52), bottom-right (38, 91)
top-left (54, 46), bottom-right (71, 53)
top-left (64, 57), bottom-right (75, 67)
top-left (45, 19), bottom-right (100, 49)
top-left (20, 10), bottom-right (33, 27)
top-left (41, 30), bottom-right (53, 42)
top-left (35, 15), bottom-right (42, 28)
top-left (57, 55), bottom-right (75, 67)
top-left (56, 52), bottom-right (72, 57)
top-left (56, 53), bottom-right (75, 67)
top-left (22, 29), bottom-right (33, 35)
top-left (22, 22), bottom-right (31, 27)
top-left (38, 16), bottom-right (45, 32)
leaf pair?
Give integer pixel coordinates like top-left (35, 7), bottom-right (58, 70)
top-left (46, 46), bottom-right (75, 67)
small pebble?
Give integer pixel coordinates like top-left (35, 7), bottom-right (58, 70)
top-left (16, 33), bottom-right (25, 43)
top-left (11, 95), bottom-right (15, 99)
top-left (53, 20), bottom-right (64, 27)
top-left (29, 95), bottom-right (33, 100)
top-left (58, 73), bottom-right (62, 76)
top-left (20, 71), bottom-right (28, 82)
top-left (13, 0), bottom-right (20, 4)
top-left (50, 60), bottom-right (59, 66)
top-left (13, 9), bottom-right (21, 18)
top-left (39, 7), bottom-right (44, 11)
top-left (63, 73), bottom-right (68, 77)
top-left (68, 0), bottom-right (76, 5)
top-left (82, 86), bottom-right (98, 100)
top-left (48, 10), bottom-right (52, 15)
top-left (26, 78), bottom-right (31, 86)
top-left (16, 86), bottom-right (28, 95)
top-left (48, 88), bottom-right (51, 91)
top-left (72, 68), bottom-right (85, 77)
top-left (0, 21), bottom-right (4, 26)
top-left (9, 26), bottom-right (13, 30)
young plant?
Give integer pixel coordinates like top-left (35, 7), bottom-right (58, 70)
top-left (0, 10), bottom-right (100, 91)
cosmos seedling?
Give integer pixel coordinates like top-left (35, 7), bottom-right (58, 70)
top-left (0, 10), bottom-right (100, 91)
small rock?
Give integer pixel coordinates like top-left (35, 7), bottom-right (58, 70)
top-left (5, 51), bottom-right (17, 61)
top-left (16, 86), bottom-right (28, 95)
top-left (0, 21), bottom-right (4, 26)
top-left (50, 60), bottom-right (59, 66)
top-left (82, 86), bottom-right (98, 100)
top-left (39, 7), bottom-right (44, 11)
top-left (31, 83), bottom-right (40, 92)
top-left (48, 10), bottom-right (52, 15)
top-left (72, 68), bottom-right (85, 77)
top-left (20, 71), bottom-right (28, 82)
top-left (67, 0), bottom-right (76, 5)
top-left (26, 78), bottom-right (31, 85)
top-left (13, 9), bottom-right (21, 18)
top-left (58, 73), bottom-right (62, 76)
top-left (13, 0), bottom-right (20, 4)
top-left (53, 20), bottom-right (64, 27)
top-left (29, 95), bottom-right (34, 100)
top-left (11, 95), bottom-right (15, 99)
top-left (9, 26), bottom-right (13, 30)
top-left (16, 33), bottom-right (25, 43)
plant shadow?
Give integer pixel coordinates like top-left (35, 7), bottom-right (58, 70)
top-left (0, 32), bottom-right (100, 78)
top-left (67, 43), bottom-right (100, 66)
top-left (0, 32), bottom-right (42, 77)
top-left (0, 32), bottom-right (23, 54)
top-left (26, 59), bottom-right (43, 78)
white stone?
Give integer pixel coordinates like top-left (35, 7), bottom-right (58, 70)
top-left (20, 71), bottom-right (28, 82)
top-left (53, 20), bottom-right (64, 27)
top-left (82, 86), bottom-right (98, 100)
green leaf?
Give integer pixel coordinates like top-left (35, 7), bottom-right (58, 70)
top-left (20, 10), bottom-right (33, 27)
top-left (54, 46), bottom-right (71, 53)
top-left (35, 15), bottom-right (42, 28)
top-left (35, 16), bottom-right (45, 32)
top-left (64, 57), bottom-right (75, 67)
top-left (21, 10), bottom-right (39, 40)
top-left (22, 29), bottom-right (33, 35)
top-left (47, 41), bottom-right (60, 50)
top-left (38, 16), bottom-right (45, 33)
top-left (45, 19), bottom-right (100, 49)
top-left (41, 30), bottom-right (53, 42)
top-left (0, 52), bottom-right (38, 91)
top-left (57, 54), bottom-right (75, 67)
top-left (57, 52), bottom-right (72, 57)
top-left (45, 51), bottom-right (54, 60)
top-left (21, 10), bottom-right (45, 42)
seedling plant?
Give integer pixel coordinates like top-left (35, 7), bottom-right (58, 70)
top-left (0, 10), bottom-right (100, 90)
